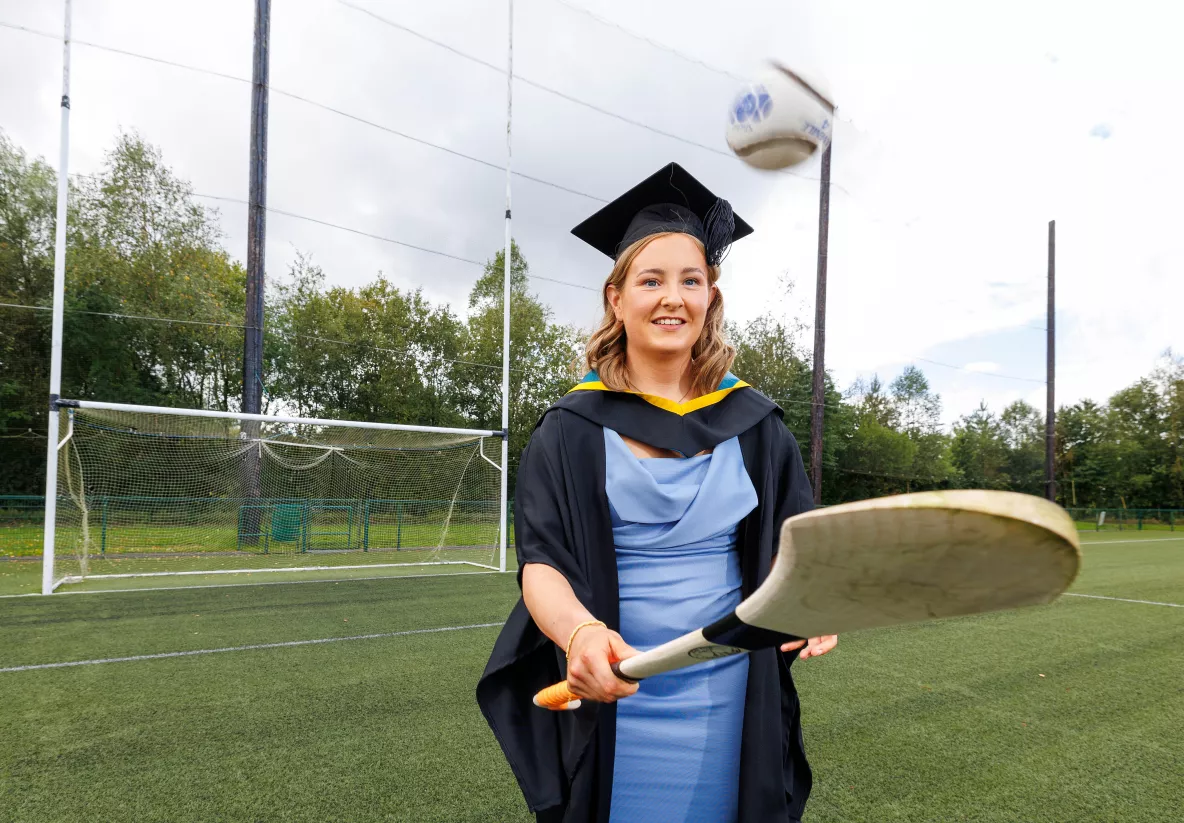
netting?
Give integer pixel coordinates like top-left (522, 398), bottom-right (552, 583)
top-left (47, 405), bottom-right (502, 589)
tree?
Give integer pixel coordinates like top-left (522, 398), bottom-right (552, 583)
top-left (850, 375), bottom-right (897, 428)
top-left (6, 126), bottom-right (1184, 514)
top-left (451, 241), bottom-right (581, 492)
top-left (1151, 350), bottom-right (1184, 508)
top-left (0, 131), bottom-right (57, 493)
top-left (727, 312), bottom-right (860, 501)
top-left (999, 400), bottom-right (1045, 497)
top-left (1056, 399), bottom-right (1110, 507)
top-left (891, 366), bottom-right (942, 436)
top-left (951, 403), bottom-right (1011, 490)
top-left (66, 131), bottom-right (246, 410)
top-left (728, 313), bottom-right (813, 444)
top-left (1105, 378), bottom-right (1165, 509)
top-left (1, 131), bottom-right (245, 494)
top-left (267, 254), bottom-right (467, 427)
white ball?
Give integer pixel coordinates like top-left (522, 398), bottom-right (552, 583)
top-left (726, 64), bottom-right (832, 170)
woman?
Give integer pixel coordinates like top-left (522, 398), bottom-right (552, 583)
top-left (478, 163), bottom-right (837, 823)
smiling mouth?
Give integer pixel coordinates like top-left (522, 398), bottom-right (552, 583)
top-left (652, 318), bottom-right (686, 327)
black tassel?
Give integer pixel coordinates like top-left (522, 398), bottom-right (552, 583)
top-left (703, 198), bottom-right (735, 267)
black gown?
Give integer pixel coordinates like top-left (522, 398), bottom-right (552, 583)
top-left (476, 375), bottom-right (815, 822)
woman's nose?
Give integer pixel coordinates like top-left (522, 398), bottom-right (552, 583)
top-left (660, 285), bottom-right (682, 307)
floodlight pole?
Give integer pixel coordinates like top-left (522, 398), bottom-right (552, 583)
top-left (806, 78), bottom-right (835, 506)
top-left (809, 143), bottom-right (831, 505)
top-left (241, 0), bottom-right (270, 545)
top-left (780, 65), bottom-right (837, 506)
top-left (498, 0), bottom-right (514, 573)
top-left (244, 0), bottom-right (270, 417)
top-left (41, 0), bottom-right (73, 595)
top-left (1046, 220), bottom-right (1056, 502)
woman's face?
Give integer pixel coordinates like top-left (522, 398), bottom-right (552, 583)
top-left (607, 233), bottom-right (716, 363)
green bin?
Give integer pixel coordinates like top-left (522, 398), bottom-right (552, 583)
top-left (271, 505), bottom-right (304, 543)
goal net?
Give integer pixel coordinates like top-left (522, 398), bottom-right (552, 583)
top-left (45, 402), bottom-right (504, 591)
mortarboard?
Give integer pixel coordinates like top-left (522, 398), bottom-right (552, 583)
top-left (571, 162), bottom-right (753, 267)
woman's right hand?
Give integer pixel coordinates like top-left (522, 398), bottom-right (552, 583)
top-left (565, 625), bottom-right (641, 703)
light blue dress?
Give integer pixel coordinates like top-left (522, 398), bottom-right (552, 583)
top-left (604, 428), bottom-right (759, 823)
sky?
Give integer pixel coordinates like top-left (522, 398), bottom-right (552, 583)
top-left (1, 0), bottom-right (1181, 427)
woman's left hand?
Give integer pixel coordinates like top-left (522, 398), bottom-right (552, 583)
top-left (781, 635), bottom-right (838, 659)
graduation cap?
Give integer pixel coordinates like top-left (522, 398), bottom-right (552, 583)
top-left (571, 162), bottom-right (753, 267)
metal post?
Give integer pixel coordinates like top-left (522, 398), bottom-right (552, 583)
top-left (241, 0), bottom-right (270, 544)
top-left (809, 141), bottom-right (832, 505)
top-left (497, 0), bottom-right (513, 573)
top-left (1046, 220), bottom-right (1056, 502)
top-left (41, 0), bottom-right (73, 595)
top-left (244, 0), bottom-right (270, 414)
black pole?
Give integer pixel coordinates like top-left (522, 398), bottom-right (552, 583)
top-left (810, 141), bottom-right (832, 505)
top-left (243, 0), bottom-right (269, 415)
top-left (241, 0), bottom-right (269, 545)
top-left (1046, 220), bottom-right (1056, 502)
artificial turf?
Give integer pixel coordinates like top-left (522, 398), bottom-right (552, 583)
top-left (1, 532), bottom-right (1181, 822)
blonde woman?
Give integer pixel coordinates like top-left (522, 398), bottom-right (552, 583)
top-left (478, 163), bottom-right (836, 823)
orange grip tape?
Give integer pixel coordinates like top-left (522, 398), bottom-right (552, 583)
top-left (533, 680), bottom-right (582, 711)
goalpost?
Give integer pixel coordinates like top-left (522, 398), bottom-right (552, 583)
top-left (39, 0), bottom-right (517, 593)
top-left (43, 401), bottom-right (505, 592)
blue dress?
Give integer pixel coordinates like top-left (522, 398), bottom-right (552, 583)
top-left (604, 428), bottom-right (759, 823)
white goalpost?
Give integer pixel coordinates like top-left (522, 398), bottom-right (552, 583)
top-left (43, 400), bottom-right (505, 592)
top-left (39, 0), bottom-right (518, 593)
top-left (40, 0), bottom-right (73, 596)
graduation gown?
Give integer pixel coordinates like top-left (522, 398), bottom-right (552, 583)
top-left (476, 374), bottom-right (815, 822)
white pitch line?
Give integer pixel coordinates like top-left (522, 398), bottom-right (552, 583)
top-left (1077, 536), bottom-right (1184, 545)
top-left (0, 569), bottom-right (514, 599)
top-left (0, 622), bottom-right (503, 673)
top-left (1064, 593), bottom-right (1184, 609)
top-left (73, 559), bottom-right (490, 580)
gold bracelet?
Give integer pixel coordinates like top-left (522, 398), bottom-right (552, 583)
top-left (565, 620), bottom-right (607, 659)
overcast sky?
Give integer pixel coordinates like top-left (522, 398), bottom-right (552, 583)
top-left (2, 0), bottom-right (1181, 426)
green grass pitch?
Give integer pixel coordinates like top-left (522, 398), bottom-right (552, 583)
top-left (1, 531), bottom-right (1181, 822)
top-left (0, 521), bottom-right (509, 558)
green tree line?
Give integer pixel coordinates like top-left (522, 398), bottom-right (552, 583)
top-left (2, 131), bottom-right (1182, 508)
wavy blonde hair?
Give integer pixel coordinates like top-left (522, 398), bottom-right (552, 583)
top-left (584, 232), bottom-right (735, 399)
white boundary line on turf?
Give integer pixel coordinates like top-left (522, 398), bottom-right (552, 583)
top-left (0, 622), bottom-right (503, 673)
top-left (1077, 536), bottom-right (1184, 544)
top-left (0, 569), bottom-right (516, 599)
top-left (68, 559), bottom-right (495, 580)
top-left (1064, 593), bottom-right (1184, 608)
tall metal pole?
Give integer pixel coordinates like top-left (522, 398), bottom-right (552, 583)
top-left (497, 0), bottom-right (513, 573)
top-left (809, 141), bottom-right (832, 505)
top-left (240, 0), bottom-right (270, 545)
top-left (1046, 219), bottom-right (1056, 502)
top-left (41, 0), bottom-right (73, 595)
top-left (244, 0), bottom-right (270, 416)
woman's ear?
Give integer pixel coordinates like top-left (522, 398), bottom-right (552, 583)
top-left (606, 284), bottom-right (623, 321)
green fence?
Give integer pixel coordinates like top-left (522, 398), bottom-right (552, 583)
top-left (0, 495), bottom-right (507, 557)
top-left (1065, 508), bottom-right (1180, 531)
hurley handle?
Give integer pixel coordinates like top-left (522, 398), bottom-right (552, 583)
top-left (533, 662), bottom-right (640, 711)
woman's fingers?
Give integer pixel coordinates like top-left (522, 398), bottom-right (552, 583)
top-left (566, 629), bottom-right (639, 702)
top-left (601, 633), bottom-right (640, 699)
top-left (798, 635), bottom-right (839, 659)
top-left (780, 638), bottom-right (808, 653)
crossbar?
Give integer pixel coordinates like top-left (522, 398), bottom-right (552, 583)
top-left (57, 399), bottom-right (500, 438)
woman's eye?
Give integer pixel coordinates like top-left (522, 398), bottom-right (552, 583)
top-left (643, 279), bottom-right (660, 288)
top-left (683, 278), bottom-right (701, 287)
